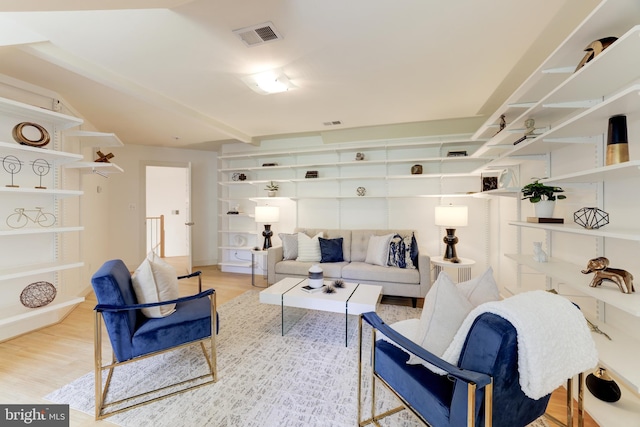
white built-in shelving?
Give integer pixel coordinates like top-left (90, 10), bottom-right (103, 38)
top-left (0, 94), bottom-right (88, 340)
top-left (476, 0), bottom-right (640, 424)
top-left (218, 136), bottom-right (490, 273)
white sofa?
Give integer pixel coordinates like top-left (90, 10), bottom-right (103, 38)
top-left (267, 228), bottom-right (431, 306)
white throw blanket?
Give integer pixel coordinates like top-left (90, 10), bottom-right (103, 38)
top-left (441, 290), bottom-right (598, 400)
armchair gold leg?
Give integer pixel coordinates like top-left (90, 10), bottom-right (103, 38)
top-left (545, 375), bottom-right (586, 427)
top-left (94, 311), bottom-right (102, 421)
top-left (467, 382), bottom-right (477, 427)
top-left (485, 380), bottom-right (493, 427)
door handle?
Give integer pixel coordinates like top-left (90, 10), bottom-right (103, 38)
top-left (185, 222), bottom-right (195, 226)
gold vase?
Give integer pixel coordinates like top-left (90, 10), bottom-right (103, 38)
top-left (606, 115), bottom-right (629, 165)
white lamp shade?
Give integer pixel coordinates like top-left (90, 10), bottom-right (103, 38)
top-left (255, 206), bottom-right (280, 223)
top-left (435, 205), bottom-right (468, 227)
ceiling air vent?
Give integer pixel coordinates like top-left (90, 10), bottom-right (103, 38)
top-left (233, 22), bottom-right (282, 47)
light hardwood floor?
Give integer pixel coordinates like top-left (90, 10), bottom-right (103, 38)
top-left (0, 258), bottom-right (597, 426)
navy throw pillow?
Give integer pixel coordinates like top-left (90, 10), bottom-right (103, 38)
top-left (319, 237), bottom-right (344, 263)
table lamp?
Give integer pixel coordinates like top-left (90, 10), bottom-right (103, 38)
top-left (435, 204), bottom-right (468, 263)
top-left (255, 206), bottom-right (280, 250)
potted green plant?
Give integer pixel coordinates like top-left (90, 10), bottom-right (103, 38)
top-left (521, 178), bottom-right (566, 218)
top-left (265, 181), bottom-right (279, 197)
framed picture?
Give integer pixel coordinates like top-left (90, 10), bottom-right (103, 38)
top-left (482, 176), bottom-right (498, 191)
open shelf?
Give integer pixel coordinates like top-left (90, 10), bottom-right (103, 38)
top-left (63, 130), bottom-right (124, 147)
top-left (473, 22), bottom-right (640, 158)
top-left (64, 162), bottom-right (124, 174)
top-left (0, 296), bottom-right (85, 327)
top-left (0, 226), bottom-right (83, 237)
top-left (0, 187), bottom-right (83, 198)
top-left (504, 254), bottom-right (640, 317)
top-left (0, 261), bottom-right (84, 281)
top-left (0, 140), bottom-right (83, 165)
top-left (509, 221), bottom-right (640, 241)
top-left (0, 96), bottom-right (82, 130)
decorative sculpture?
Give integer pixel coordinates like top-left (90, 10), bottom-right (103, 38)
top-left (32, 158), bottom-right (50, 189)
top-left (3, 155), bottom-right (22, 187)
top-left (574, 207), bottom-right (609, 229)
top-left (575, 37), bottom-right (617, 72)
top-left (581, 257), bottom-right (634, 294)
top-left (20, 281), bottom-right (57, 308)
top-left (12, 122), bottom-right (50, 147)
top-left (533, 242), bottom-right (547, 263)
top-left (95, 150), bottom-right (114, 162)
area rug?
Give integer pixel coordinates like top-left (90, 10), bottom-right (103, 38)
top-left (46, 290), bottom-right (549, 427)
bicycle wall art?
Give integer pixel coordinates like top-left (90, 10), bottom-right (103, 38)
top-left (6, 207), bottom-right (56, 229)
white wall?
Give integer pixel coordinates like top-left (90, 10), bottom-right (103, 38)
top-left (106, 144), bottom-right (218, 269)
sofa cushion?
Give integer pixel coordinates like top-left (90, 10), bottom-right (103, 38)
top-left (296, 232), bottom-right (323, 262)
top-left (279, 233), bottom-right (298, 260)
top-left (319, 237), bottom-right (344, 263)
top-left (365, 233), bottom-right (394, 266)
top-left (342, 261), bottom-right (420, 284)
top-left (275, 260), bottom-right (347, 279)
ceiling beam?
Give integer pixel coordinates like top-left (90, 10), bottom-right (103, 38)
top-left (19, 42), bottom-right (252, 143)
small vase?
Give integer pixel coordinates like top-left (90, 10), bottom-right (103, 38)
top-left (606, 115), bottom-right (629, 165)
top-left (534, 200), bottom-right (555, 218)
top-left (267, 190), bottom-right (276, 197)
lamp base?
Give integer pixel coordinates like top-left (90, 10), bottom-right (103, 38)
top-left (262, 224), bottom-right (273, 250)
top-left (442, 228), bottom-right (460, 263)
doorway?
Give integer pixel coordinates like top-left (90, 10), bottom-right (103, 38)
top-left (144, 163), bottom-right (192, 273)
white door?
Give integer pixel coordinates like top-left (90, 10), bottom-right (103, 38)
top-left (185, 162), bottom-right (193, 273)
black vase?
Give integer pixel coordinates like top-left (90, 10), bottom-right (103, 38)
top-left (586, 367), bottom-right (621, 403)
top-left (606, 115), bottom-right (629, 165)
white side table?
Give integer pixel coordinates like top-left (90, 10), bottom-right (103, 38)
top-left (431, 256), bottom-right (476, 283)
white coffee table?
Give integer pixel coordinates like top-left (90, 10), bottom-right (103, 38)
top-left (259, 277), bottom-right (382, 346)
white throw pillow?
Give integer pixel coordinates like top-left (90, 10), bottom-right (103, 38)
top-left (407, 272), bottom-right (473, 367)
top-left (365, 233), bottom-right (394, 266)
top-left (296, 232), bottom-right (323, 262)
top-left (457, 267), bottom-right (500, 306)
top-left (132, 253), bottom-right (179, 318)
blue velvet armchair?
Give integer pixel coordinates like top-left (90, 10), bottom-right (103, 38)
top-left (91, 259), bottom-right (218, 420)
top-left (358, 312), bottom-right (583, 427)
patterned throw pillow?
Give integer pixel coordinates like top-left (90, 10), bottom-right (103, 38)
top-left (388, 233), bottom-right (418, 269)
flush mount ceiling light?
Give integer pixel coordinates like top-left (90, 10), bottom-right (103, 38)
top-left (242, 71), bottom-right (295, 95)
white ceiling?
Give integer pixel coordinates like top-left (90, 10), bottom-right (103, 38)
top-left (0, 0), bottom-right (598, 150)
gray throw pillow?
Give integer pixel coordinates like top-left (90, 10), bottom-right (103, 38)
top-left (279, 233), bottom-right (298, 260)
